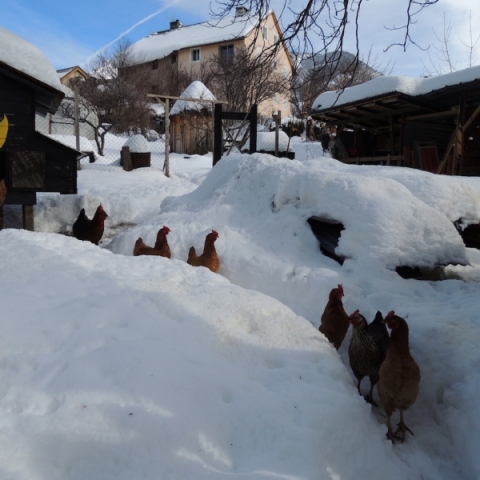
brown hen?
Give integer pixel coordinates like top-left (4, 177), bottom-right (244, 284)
top-left (187, 230), bottom-right (220, 273)
top-left (72, 204), bottom-right (108, 245)
top-left (133, 226), bottom-right (171, 258)
top-left (377, 311), bottom-right (421, 443)
top-left (319, 284), bottom-right (350, 350)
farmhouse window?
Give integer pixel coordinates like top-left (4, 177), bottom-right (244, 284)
top-left (191, 48), bottom-right (200, 62)
top-left (262, 26), bottom-right (268, 40)
top-left (171, 53), bottom-right (177, 64)
top-left (273, 34), bottom-right (279, 44)
top-left (220, 44), bottom-right (234, 61)
top-left (152, 60), bottom-right (158, 70)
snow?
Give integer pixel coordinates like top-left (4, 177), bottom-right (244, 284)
top-left (2, 137), bottom-right (480, 479)
top-left (0, 26), bottom-right (63, 93)
top-left (256, 131), bottom-right (291, 152)
top-left (170, 81), bottom-right (216, 116)
top-left (150, 103), bottom-right (165, 116)
top-left (312, 65), bottom-right (480, 111)
top-left (124, 134), bottom-right (150, 153)
top-left (48, 134), bottom-right (96, 152)
top-left (130, 15), bottom-right (260, 65)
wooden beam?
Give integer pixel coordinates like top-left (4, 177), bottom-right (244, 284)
top-left (164, 99), bottom-right (171, 177)
top-left (406, 109), bottom-right (458, 122)
top-left (462, 104), bottom-right (480, 133)
top-left (436, 131), bottom-right (456, 174)
top-left (148, 94), bottom-right (228, 104)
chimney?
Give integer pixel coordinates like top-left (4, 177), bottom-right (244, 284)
top-left (169, 20), bottom-right (183, 30)
top-left (235, 7), bottom-right (248, 17)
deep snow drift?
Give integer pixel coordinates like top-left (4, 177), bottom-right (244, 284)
top-left (1, 149), bottom-right (480, 480)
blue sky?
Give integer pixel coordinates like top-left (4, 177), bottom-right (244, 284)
top-left (1, 0), bottom-right (479, 77)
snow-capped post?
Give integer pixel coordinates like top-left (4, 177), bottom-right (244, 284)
top-left (164, 98), bottom-right (170, 177)
top-left (123, 135), bottom-right (150, 169)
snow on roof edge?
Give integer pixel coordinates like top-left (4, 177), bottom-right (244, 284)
top-left (312, 65), bottom-right (480, 112)
top-left (130, 12), bottom-right (271, 66)
top-left (0, 27), bottom-right (64, 94)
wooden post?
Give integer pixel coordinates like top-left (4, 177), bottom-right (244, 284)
top-left (74, 85), bottom-right (81, 170)
top-left (274, 110), bottom-right (281, 157)
top-left (121, 146), bottom-right (132, 171)
top-left (22, 205), bottom-right (34, 231)
top-left (164, 98), bottom-right (170, 177)
top-left (0, 205), bottom-right (3, 230)
top-left (213, 103), bottom-right (223, 166)
top-left (389, 115), bottom-right (394, 155)
top-left (249, 104), bottom-right (257, 154)
top-left (453, 94), bottom-right (466, 175)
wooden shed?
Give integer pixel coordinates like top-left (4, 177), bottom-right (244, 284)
top-left (311, 67), bottom-right (480, 176)
top-left (170, 81), bottom-right (215, 155)
top-left (0, 27), bottom-right (78, 229)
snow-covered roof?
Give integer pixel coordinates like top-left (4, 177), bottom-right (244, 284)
top-left (170, 81), bottom-right (216, 116)
top-left (312, 65), bottom-right (480, 112)
top-left (150, 103), bottom-right (165, 116)
top-left (0, 26), bottom-right (63, 93)
top-left (130, 14), bottom-right (265, 65)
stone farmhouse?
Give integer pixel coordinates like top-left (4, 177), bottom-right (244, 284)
top-left (130, 8), bottom-right (294, 118)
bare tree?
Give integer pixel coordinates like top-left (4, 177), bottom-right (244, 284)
top-left (212, 0), bottom-right (438, 89)
top-left (206, 47), bottom-right (290, 150)
top-left (60, 40), bottom-right (153, 156)
top-left (422, 11), bottom-right (480, 76)
top-left (293, 48), bottom-right (393, 117)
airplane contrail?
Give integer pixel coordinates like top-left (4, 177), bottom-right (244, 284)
top-left (84, 0), bottom-right (180, 65)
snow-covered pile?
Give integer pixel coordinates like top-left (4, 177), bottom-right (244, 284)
top-left (312, 65), bottom-right (480, 110)
top-left (0, 26), bottom-right (63, 92)
top-left (256, 131), bottom-right (291, 152)
top-left (109, 154), bottom-right (468, 270)
top-left (2, 144), bottom-right (480, 479)
top-left (170, 81), bottom-right (216, 116)
top-left (124, 134), bottom-right (150, 153)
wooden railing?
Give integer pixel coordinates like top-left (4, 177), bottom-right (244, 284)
top-left (342, 155), bottom-right (404, 165)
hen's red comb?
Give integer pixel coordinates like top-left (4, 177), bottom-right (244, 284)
top-left (349, 309), bottom-right (359, 318)
top-left (386, 310), bottom-right (395, 318)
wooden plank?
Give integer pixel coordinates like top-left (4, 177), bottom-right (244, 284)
top-left (22, 204), bottom-right (34, 231)
top-left (462, 104), bottom-right (480, 134)
top-left (147, 93), bottom-right (228, 104)
top-left (436, 131), bottom-right (456, 174)
top-left (406, 109), bottom-right (458, 122)
top-left (342, 155), bottom-right (404, 164)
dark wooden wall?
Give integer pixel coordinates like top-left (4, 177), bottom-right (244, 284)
top-left (1, 72), bottom-right (77, 204)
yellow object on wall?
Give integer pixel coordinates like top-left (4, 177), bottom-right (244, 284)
top-left (0, 114), bottom-right (8, 149)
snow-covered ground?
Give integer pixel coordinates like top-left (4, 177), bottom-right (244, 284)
top-left (1, 135), bottom-right (480, 480)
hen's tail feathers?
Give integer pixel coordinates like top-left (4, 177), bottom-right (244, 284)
top-left (133, 238), bottom-right (147, 256)
top-left (187, 246), bottom-right (198, 265)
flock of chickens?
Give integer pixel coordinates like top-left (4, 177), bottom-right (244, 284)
top-left (71, 205), bottom-right (419, 443)
top-left (71, 204), bottom-right (220, 272)
top-left (320, 284), bottom-right (421, 443)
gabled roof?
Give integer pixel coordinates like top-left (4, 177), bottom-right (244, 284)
top-left (130, 13), bottom-right (270, 65)
top-left (170, 81), bottom-right (216, 116)
top-left (57, 66), bottom-right (88, 81)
